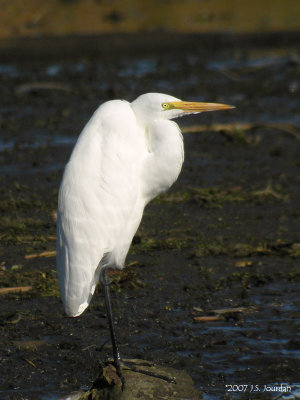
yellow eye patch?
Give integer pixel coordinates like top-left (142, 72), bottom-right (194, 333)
top-left (161, 103), bottom-right (174, 110)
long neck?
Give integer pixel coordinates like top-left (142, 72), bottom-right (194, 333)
top-left (140, 119), bottom-right (184, 204)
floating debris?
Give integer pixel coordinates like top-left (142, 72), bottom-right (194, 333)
top-left (235, 260), bottom-right (254, 268)
top-left (15, 81), bottom-right (72, 95)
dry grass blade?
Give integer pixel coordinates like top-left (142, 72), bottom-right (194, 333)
top-left (209, 307), bottom-right (248, 314)
top-left (0, 286), bottom-right (32, 294)
top-left (194, 315), bottom-right (225, 322)
top-left (25, 250), bottom-right (56, 259)
top-left (23, 358), bottom-right (38, 369)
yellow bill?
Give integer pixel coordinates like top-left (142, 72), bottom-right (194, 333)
top-left (163, 101), bottom-right (235, 113)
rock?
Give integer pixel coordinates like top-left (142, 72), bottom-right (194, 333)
top-left (78, 359), bottom-right (201, 400)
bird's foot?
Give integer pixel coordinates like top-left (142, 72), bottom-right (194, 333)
top-left (115, 361), bottom-right (125, 390)
top-left (104, 358), bottom-right (126, 390)
top-left (122, 359), bottom-right (177, 384)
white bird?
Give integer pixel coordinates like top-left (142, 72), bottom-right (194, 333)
top-left (56, 92), bottom-right (234, 381)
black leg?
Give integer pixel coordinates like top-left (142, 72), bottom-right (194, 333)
top-left (100, 267), bottom-right (125, 387)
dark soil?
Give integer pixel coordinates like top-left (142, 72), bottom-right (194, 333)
top-left (0, 33), bottom-right (299, 400)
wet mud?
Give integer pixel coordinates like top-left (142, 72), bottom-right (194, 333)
top-left (0, 34), bottom-right (299, 399)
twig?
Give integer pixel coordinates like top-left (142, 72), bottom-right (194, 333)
top-left (253, 181), bottom-right (288, 201)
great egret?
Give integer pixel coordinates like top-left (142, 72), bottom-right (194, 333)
top-left (56, 92), bottom-right (234, 381)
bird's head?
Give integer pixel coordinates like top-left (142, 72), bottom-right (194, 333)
top-left (131, 92), bottom-right (234, 123)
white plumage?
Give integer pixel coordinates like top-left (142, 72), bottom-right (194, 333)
top-left (57, 93), bottom-right (233, 317)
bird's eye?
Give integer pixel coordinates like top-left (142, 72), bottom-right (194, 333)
top-left (162, 103), bottom-right (170, 110)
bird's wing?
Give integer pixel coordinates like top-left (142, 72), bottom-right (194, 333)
top-left (57, 100), bottom-right (147, 316)
top-left (140, 120), bottom-right (184, 203)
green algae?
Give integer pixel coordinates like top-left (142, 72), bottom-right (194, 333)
top-left (195, 237), bottom-right (300, 258)
top-left (130, 235), bottom-right (192, 254)
top-left (0, 267), bottom-right (59, 298)
top-left (155, 184), bottom-right (288, 208)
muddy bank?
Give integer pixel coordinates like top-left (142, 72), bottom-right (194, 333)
top-left (0, 33), bottom-right (299, 399)
top-left (1, 0), bottom-right (300, 39)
